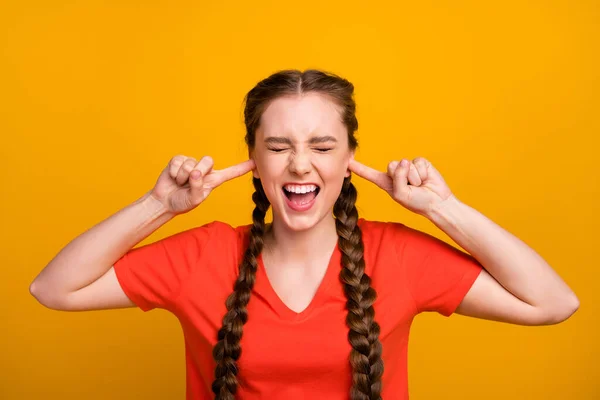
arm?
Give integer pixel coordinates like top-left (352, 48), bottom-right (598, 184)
top-left (348, 156), bottom-right (579, 325)
top-left (30, 191), bottom-right (175, 311)
top-left (427, 195), bottom-right (579, 325)
top-left (30, 156), bottom-right (255, 312)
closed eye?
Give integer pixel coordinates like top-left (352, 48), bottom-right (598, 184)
top-left (268, 147), bottom-right (288, 153)
top-left (314, 148), bottom-right (333, 153)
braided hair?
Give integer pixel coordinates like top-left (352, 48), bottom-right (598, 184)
top-left (211, 178), bottom-right (269, 399)
top-left (334, 177), bottom-right (384, 399)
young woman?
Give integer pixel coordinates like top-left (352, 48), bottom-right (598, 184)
top-left (30, 69), bottom-right (579, 400)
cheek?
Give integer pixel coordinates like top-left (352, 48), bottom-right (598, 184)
top-left (254, 158), bottom-right (285, 202)
top-left (313, 156), bottom-right (348, 180)
top-left (255, 154), bottom-right (284, 178)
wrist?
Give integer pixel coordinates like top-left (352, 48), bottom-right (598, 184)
top-left (425, 194), bottom-right (462, 226)
top-left (139, 190), bottom-right (176, 221)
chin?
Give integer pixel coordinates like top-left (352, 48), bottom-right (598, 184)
top-left (278, 212), bottom-right (329, 232)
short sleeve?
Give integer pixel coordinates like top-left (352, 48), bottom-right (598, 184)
top-left (392, 223), bottom-right (483, 317)
top-left (113, 221), bottom-right (223, 312)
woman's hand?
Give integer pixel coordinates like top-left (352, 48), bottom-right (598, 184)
top-left (348, 157), bottom-right (455, 216)
top-left (150, 155), bottom-right (255, 215)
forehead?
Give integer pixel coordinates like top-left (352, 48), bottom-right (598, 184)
top-left (258, 92), bottom-right (347, 140)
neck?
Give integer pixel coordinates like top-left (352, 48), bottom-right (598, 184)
top-left (265, 213), bottom-right (338, 261)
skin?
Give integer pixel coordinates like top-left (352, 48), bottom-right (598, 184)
top-left (250, 92), bottom-right (354, 312)
top-left (252, 92), bottom-right (352, 234)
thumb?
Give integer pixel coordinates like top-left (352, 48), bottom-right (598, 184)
top-left (188, 156), bottom-right (214, 204)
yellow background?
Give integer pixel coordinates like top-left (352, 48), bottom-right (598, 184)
top-left (1, 1), bottom-right (598, 399)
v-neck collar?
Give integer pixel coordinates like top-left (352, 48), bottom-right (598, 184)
top-left (255, 243), bottom-right (341, 322)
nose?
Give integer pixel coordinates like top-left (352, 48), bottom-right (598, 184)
top-left (288, 150), bottom-right (312, 176)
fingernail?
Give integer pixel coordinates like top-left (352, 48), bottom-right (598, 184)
top-left (191, 170), bottom-right (201, 179)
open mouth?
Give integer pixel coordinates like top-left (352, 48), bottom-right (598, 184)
top-left (282, 184), bottom-right (321, 206)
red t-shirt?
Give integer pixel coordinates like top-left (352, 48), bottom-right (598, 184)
top-left (113, 219), bottom-right (482, 399)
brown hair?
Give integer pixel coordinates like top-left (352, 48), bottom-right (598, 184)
top-left (211, 69), bottom-right (384, 399)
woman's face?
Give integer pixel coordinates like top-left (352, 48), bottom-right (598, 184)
top-left (252, 92), bottom-right (354, 232)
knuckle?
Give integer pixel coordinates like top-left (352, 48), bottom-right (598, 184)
top-left (170, 157), bottom-right (185, 172)
top-left (172, 155), bottom-right (186, 164)
top-left (182, 160), bottom-right (196, 172)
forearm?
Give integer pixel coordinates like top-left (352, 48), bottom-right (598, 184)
top-left (426, 195), bottom-right (578, 310)
top-left (31, 191), bottom-right (175, 296)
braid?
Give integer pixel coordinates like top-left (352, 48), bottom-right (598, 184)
top-left (334, 176), bottom-right (384, 400)
top-left (211, 177), bottom-right (270, 399)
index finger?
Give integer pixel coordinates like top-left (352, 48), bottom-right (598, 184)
top-left (214, 159), bottom-right (256, 185)
top-left (348, 159), bottom-right (391, 190)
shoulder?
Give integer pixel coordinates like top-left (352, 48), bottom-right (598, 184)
top-left (186, 221), bottom-right (253, 278)
top-left (355, 218), bottom-right (409, 269)
top-left (357, 218), bottom-right (444, 266)
top-left (175, 221), bottom-right (252, 260)
top-left (186, 220), bottom-right (248, 240)
top-left (205, 220), bottom-right (254, 254)
top-left (358, 218), bottom-right (437, 249)
top-left (357, 218), bottom-right (409, 244)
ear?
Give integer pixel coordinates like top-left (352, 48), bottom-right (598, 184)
top-left (249, 150), bottom-right (260, 179)
top-left (345, 150), bottom-right (355, 178)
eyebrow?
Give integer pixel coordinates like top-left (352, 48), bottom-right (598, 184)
top-left (264, 136), bottom-right (338, 145)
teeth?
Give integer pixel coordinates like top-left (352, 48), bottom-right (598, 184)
top-left (284, 184), bottom-right (318, 194)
